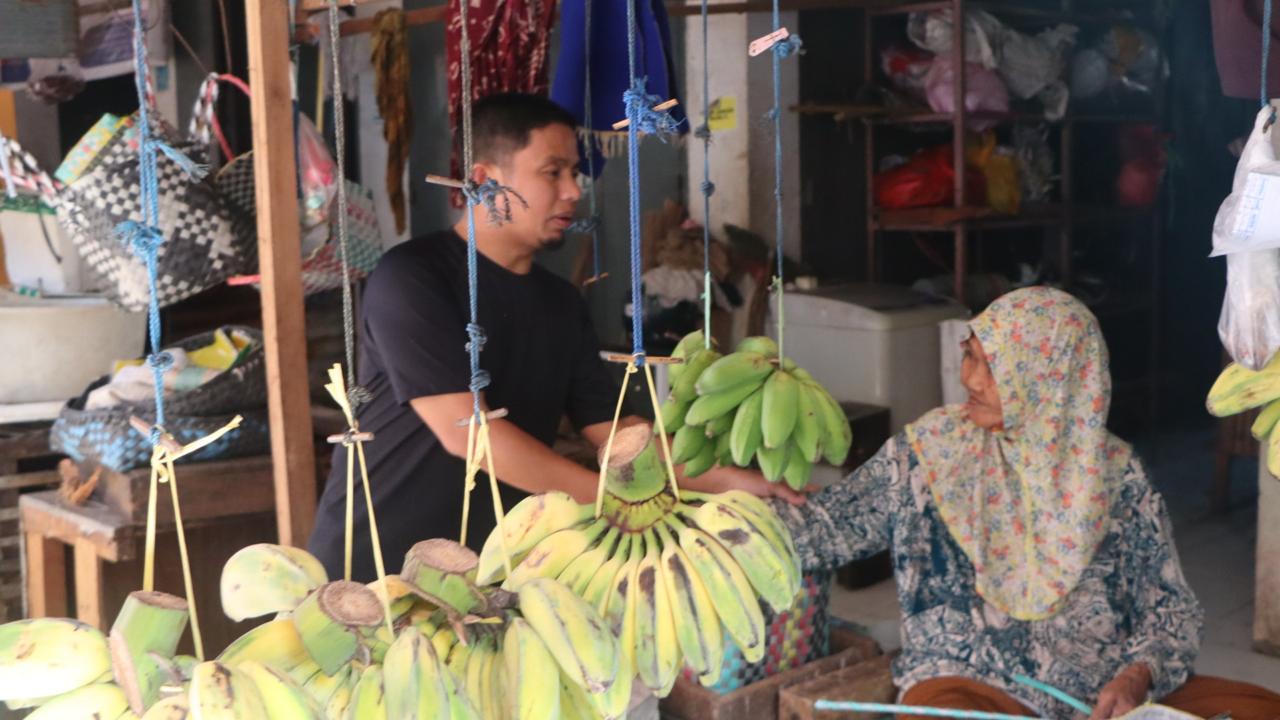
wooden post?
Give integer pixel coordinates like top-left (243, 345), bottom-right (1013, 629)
top-left (73, 537), bottom-right (102, 628)
top-left (244, 0), bottom-right (317, 546)
top-left (25, 533), bottom-right (66, 617)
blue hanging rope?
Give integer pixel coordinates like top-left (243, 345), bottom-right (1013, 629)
top-left (766, 0), bottom-right (799, 358)
top-left (119, 0), bottom-right (202, 441)
top-left (698, 0), bottom-right (714, 349)
top-left (1264, 0), bottom-right (1274, 110)
top-left (812, 701), bottom-right (1040, 720)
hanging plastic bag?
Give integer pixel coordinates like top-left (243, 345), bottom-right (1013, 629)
top-left (875, 145), bottom-right (986, 210)
top-left (924, 56), bottom-right (1009, 130)
top-left (295, 113), bottom-right (339, 236)
top-left (1214, 105), bottom-right (1280, 370)
top-left (965, 132), bottom-right (1020, 214)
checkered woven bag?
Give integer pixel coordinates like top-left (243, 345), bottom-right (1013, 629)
top-left (681, 569), bottom-right (833, 694)
top-left (52, 112), bottom-right (256, 312)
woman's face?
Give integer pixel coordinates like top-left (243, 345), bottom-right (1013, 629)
top-left (960, 335), bottom-right (1004, 431)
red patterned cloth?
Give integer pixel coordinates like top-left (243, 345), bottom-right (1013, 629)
top-left (446, 0), bottom-right (557, 202)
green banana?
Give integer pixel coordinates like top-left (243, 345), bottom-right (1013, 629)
top-left (660, 395), bottom-right (690, 434)
top-left (1270, 422), bottom-right (1280, 479)
top-left (736, 336), bottom-right (779, 358)
top-left (705, 409), bottom-right (734, 438)
top-left (345, 665), bottom-right (386, 720)
top-left (757, 444), bottom-right (788, 482)
top-left (783, 443), bottom-right (813, 491)
top-left (714, 432), bottom-right (733, 467)
top-left (139, 694), bottom-right (188, 719)
top-left (761, 370), bottom-right (800, 450)
top-left (811, 384), bottom-right (852, 466)
top-left (477, 492), bottom-right (593, 585)
top-left (695, 352), bottom-right (774, 396)
top-left (1207, 353), bottom-right (1280, 417)
top-left (686, 378), bottom-right (767, 427)
top-left (730, 388), bottom-right (765, 466)
top-left (682, 440), bottom-right (717, 478)
top-left (1254, 399), bottom-right (1280, 440)
top-left (671, 424), bottom-right (708, 465)
top-left (793, 384), bottom-right (823, 462)
top-left (673, 349), bottom-right (722, 402)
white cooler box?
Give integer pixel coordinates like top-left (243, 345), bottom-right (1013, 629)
top-left (768, 283), bottom-right (969, 433)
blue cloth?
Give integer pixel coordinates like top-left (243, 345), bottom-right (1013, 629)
top-left (551, 0), bottom-right (687, 175)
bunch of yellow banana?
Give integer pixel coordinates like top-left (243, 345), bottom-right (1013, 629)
top-left (1208, 352), bottom-right (1280, 476)
top-left (477, 423), bottom-right (801, 697)
top-left (663, 332), bottom-right (852, 488)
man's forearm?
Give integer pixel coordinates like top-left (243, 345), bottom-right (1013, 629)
top-left (484, 419), bottom-right (600, 503)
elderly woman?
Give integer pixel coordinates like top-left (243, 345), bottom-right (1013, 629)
top-left (772, 287), bottom-right (1280, 719)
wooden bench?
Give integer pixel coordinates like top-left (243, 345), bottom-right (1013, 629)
top-left (20, 456), bottom-right (278, 654)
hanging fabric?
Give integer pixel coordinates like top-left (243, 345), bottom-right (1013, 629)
top-left (551, 0), bottom-right (688, 162)
top-left (371, 8), bottom-right (412, 235)
top-left (445, 0), bottom-right (557, 199)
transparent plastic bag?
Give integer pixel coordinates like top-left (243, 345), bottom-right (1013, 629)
top-left (1216, 105), bottom-right (1280, 370)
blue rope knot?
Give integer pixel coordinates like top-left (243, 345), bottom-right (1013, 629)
top-left (566, 216), bottom-right (600, 235)
top-left (772, 34), bottom-right (803, 59)
top-left (701, 180), bottom-right (716, 197)
top-left (465, 322), bottom-right (487, 353)
top-left (464, 179), bottom-right (528, 226)
top-left (469, 369), bottom-right (491, 393)
top-left (694, 124), bottom-right (712, 141)
top-left (149, 138), bottom-right (209, 180)
top-left (149, 427), bottom-right (164, 446)
top-left (118, 220), bottom-right (165, 260)
top-left (148, 351), bottom-right (174, 373)
top-left (623, 79), bottom-right (682, 142)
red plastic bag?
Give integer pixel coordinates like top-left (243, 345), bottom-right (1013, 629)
top-left (1115, 125), bottom-right (1169, 207)
top-left (874, 145), bottom-right (986, 210)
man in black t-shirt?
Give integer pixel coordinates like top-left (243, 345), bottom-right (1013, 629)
top-left (308, 94), bottom-right (801, 582)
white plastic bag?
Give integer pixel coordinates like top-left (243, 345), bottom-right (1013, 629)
top-left (1216, 105), bottom-right (1280, 369)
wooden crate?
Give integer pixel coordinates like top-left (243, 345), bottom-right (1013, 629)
top-left (778, 653), bottom-right (897, 720)
top-left (659, 626), bottom-right (882, 720)
top-left (92, 456), bottom-right (275, 524)
top-left (0, 422), bottom-right (61, 622)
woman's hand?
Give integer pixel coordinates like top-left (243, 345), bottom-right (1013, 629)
top-left (1089, 663), bottom-right (1152, 719)
top-left (678, 465), bottom-right (814, 505)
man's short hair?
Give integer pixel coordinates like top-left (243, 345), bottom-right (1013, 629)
top-left (468, 93), bottom-right (578, 166)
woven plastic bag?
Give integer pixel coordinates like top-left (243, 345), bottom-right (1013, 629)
top-left (1214, 105), bottom-right (1280, 370)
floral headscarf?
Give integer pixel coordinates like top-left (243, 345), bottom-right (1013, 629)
top-left (905, 287), bottom-right (1132, 621)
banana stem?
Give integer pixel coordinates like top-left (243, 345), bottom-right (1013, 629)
top-left (401, 539), bottom-right (485, 616)
top-left (600, 424), bottom-right (669, 503)
top-left (109, 591), bottom-right (189, 714)
top-left (293, 581), bottom-right (383, 676)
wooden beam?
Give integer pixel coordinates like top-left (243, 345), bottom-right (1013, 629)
top-left (73, 538), bottom-right (102, 629)
top-left (245, 0), bottom-right (318, 547)
top-left (25, 532), bottom-right (66, 618)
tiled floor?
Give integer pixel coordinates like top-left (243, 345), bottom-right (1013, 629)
top-left (828, 422), bottom-right (1280, 694)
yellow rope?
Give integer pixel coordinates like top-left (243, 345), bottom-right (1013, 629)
top-left (344, 436), bottom-right (355, 582)
top-left (324, 364), bottom-right (394, 636)
top-left (595, 362), bottom-right (637, 517)
top-left (142, 459), bottom-right (160, 593)
top-left (159, 453), bottom-right (203, 660)
top-left (642, 362), bottom-right (680, 500)
top-left (476, 413), bottom-right (512, 578)
top-left (460, 413), bottom-right (479, 547)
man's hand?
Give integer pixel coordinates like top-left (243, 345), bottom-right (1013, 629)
top-left (1090, 663), bottom-right (1152, 719)
top-left (679, 465), bottom-right (813, 505)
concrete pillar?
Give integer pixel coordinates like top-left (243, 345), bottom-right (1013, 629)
top-left (1257, 445), bottom-right (1280, 657)
top-left (684, 4), bottom-right (801, 261)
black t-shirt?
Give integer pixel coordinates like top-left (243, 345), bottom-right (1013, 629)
top-left (308, 229), bottom-right (618, 582)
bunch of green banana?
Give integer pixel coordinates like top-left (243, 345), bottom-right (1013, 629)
top-left (665, 332), bottom-right (853, 488)
top-left (1208, 352), bottom-right (1280, 476)
top-left (478, 423), bottom-right (801, 697)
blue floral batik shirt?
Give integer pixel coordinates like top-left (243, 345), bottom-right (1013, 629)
top-left (771, 433), bottom-right (1205, 718)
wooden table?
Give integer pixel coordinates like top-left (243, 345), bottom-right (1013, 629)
top-left (20, 456), bottom-right (278, 654)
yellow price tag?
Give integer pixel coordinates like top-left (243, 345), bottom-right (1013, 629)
top-left (708, 97), bottom-right (737, 132)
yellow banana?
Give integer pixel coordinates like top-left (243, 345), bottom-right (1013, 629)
top-left (345, 664), bottom-right (386, 720)
top-left (220, 544), bottom-right (328, 622)
top-left (463, 633), bottom-right (497, 720)
top-left (730, 388), bottom-right (765, 466)
top-left (503, 618), bottom-right (560, 720)
top-left (602, 538), bottom-right (644, 674)
top-left (139, 694), bottom-right (188, 719)
top-left (1208, 353), bottom-right (1280, 417)
top-left (793, 384), bottom-right (823, 462)
top-left (0, 618), bottom-right (112, 701)
top-left (558, 527), bottom-right (622, 594)
top-left (687, 490), bottom-right (799, 590)
top-left (443, 664), bottom-right (480, 720)
top-left (189, 661), bottom-right (268, 719)
top-left (1254, 399), bottom-right (1280, 440)
top-left (502, 517), bottom-right (608, 591)
top-left (216, 618), bottom-right (311, 676)
top-left (655, 522), bottom-right (723, 687)
top-left (686, 379), bottom-right (766, 427)
top-left (633, 530), bottom-right (681, 696)
top-left (429, 624), bottom-right (460, 668)
top-left (696, 352), bottom-right (774, 396)
top-left (671, 517), bottom-right (765, 663)
top-left (477, 492), bottom-right (593, 584)
top-left (517, 578), bottom-right (620, 696)
top-left (559, 676), bottom-right (597, 720)
top-left (761, 370), bottom-right (800, 450)
top-left (445, 639), bottom-right (475, 696)
top-left (1270, 421), bottom-right (1280, 478)
top-left (237, 660), bottom-right (323, 719)
top-left (300, 664), bottom-right (351, 711)
top-left (383, 627), bottom-right (451, 719)
top-left (685, 499), bottom-right (798, 613)
top-left (583, 534), bottom-right (632, 614)
top-left (25, 682), bottom-right (130, 720)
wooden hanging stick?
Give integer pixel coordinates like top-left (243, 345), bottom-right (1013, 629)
top-left (612, 99), bottom-right (680, 130)
top-left (582, 272), bottom-right (610, 287)
top-left (454, 408), bottom-right (508, 427)
top-left (599, 352), bottom-right (684, 365)
top-left (749, 27), bottom-right (790, 57)
top-left (424, 174), bottom-right (466, 189)
top-left (128, 416), bottom-right (183, 455)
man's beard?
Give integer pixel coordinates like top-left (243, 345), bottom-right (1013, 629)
top-left (540, 235), bottom-right (568, 252)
